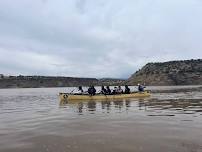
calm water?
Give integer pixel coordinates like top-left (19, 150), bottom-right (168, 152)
top-left (0, 86), bottom-right (202, 152)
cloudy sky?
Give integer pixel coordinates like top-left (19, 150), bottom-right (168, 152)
top-left (0, 0), bottom-right (202, 78)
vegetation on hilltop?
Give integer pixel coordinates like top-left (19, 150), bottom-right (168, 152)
top-left (126, 59), bottom-right (202, 85)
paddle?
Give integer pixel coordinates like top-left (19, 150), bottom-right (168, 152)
top-left (70, 89), bottom-right (75, 94)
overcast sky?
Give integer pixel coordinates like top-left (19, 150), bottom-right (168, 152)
top-left (0, 0), bottom-right (202, 78)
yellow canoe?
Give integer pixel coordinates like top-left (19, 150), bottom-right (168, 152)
top-left (59, 91), bottom-right (151, 101)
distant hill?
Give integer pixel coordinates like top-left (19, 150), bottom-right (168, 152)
top-left (0, 75), bottom-right (125, 88)
top-left (126, 59), bottom-right (202, 86)
top-left (0, 76), bottom-right (99, 88)
top-left (1, 59), bottom-right (202, 88)
top-left (98, 78), bottom-right (125, 86)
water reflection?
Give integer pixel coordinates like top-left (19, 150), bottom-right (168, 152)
top-left (113, 100), bottom-right (124, 110)
top-left (87, 101), bottom-right (96, 113)
top-left (101, 100), bottom-right (111, 113)
top-left (59, 98), bottom-right (202, 116)
top-left (125, 100), bottom-right (131, 108)
top-left (60, 99), bottom-right (131, 114)
top-left (77, 102), bottom-right (83, 114)
top-left (146, 98), bottom-right (202, 113)
top-left (137, 99), bottom-right (147, 111)
top-left (1, 87), bottom-right (202, 152)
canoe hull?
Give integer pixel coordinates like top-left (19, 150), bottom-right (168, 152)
top-left (59, 91), bottom-right (151, 101)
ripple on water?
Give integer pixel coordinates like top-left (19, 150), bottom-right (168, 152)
top-left (0, 87), bottom-right (202, 152)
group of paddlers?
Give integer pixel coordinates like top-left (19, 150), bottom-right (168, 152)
top-left (72, 84), bottom-right (145, 95)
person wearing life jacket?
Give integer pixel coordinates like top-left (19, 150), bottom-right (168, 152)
top-left (106, 86), bottom-right (111, 95)
top-left (88, 86), bottom-right (96, 96)
top-left (124, 85), bottom-right (131, 94)
top-left (138, 84), bottom-right (145, 92)
top-left (117, 86), bottom-right (123, 94)
top-left (112, 86), bottom-right (119, 94)
top-left (100, 86), bottom-right (107, 94)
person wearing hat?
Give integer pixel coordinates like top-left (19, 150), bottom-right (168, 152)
top-left (138, 84), bottom-right (145, 92)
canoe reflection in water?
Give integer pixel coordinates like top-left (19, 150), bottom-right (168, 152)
top-left (101, 100), bottom-right (111, 112)
top-left (59, 99), bottom-right (134, 114)
top-left (87, 101), bottom-right (96, 112)
top-left (142, 98), bottom-right (202, 111)
top-left (77, 102), bottom-right (83, 114)
top-left (60, 97), bottom-right (202, 116)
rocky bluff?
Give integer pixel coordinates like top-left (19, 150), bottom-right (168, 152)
top-left (126, 59), bottom-right (202, 86)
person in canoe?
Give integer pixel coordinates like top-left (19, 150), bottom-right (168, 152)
top-left (124, 85), bottom-right (131, 94)
top-left (100, 86), bottom-right (107, 95)
top-left (112, 86), bottom-right (119, 94)
top-left (117, 86), bottom-right (123, 94)
top-left (106, 86), bottom-right (112, 95)
top-left (72, 86), bottom-right (84, 95)
top-left (138, 84), bottom-right (145, 92)
top-left (88, 86), bottom-right (96, 96)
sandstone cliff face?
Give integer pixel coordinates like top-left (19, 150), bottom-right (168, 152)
top-left (126, 59), bottom-right (202, 86)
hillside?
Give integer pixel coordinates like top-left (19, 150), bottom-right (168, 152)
top-left (0, 75), bottom-right (125, 88)
top-left (98, 78), bottom-right (125, 86)
top-left (1, 59), bottom-right (202, 88)
top-left (0, 76), bottom-right (99, 88)
top-left (126, 59), bottom-right (202, 86)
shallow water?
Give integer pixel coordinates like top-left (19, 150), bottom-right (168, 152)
top-left (0, 86), bottom-right (202, 152)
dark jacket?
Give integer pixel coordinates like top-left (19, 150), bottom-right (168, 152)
top-left (88, 86), bottom-right (96, 95)
top-left (138, 85), bottom-right (144, 92)
top-left (125, 86), bottom-right (130, 94)
top-left (106, 87), bottom-right (111, 95)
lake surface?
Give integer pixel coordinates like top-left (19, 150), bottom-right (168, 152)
top-left (0, 86), bottom-right (202, 152)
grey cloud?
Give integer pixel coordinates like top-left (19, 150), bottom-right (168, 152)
top-left (0, 0), bottom-right (202, 78)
